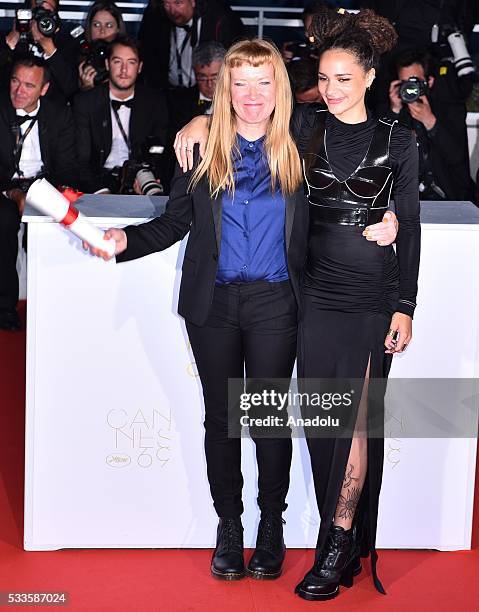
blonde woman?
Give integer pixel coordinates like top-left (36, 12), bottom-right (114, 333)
top-left (88, 37), bottom-right (399, 588)
top-left (88, 39), bottom-right (307, 581)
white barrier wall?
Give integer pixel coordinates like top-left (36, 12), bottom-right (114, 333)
top-left (23, 199), bottom-right (479, 551)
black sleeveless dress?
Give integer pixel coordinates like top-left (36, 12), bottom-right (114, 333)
top-left (292, 107), bottom-right (421, 593)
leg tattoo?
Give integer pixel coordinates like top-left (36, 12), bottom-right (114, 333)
top-left (343, 463), bottom-right (359, 488)
top-left (336, 486), bottom-right (361, 520)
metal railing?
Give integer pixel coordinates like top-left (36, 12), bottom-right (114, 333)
top-left (0, 1), bottom-right (478, 35)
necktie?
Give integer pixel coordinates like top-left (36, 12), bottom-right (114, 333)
top-left (111, 99), bottom-right (134, 111)
top-left (16, 115), bottom-right (34, 125)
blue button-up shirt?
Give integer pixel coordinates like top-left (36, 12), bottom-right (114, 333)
top-left (216, 134), bottom-right (289, 284)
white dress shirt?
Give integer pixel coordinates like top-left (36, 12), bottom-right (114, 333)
top-left (103, 92), bottom-right (134, 169)
top-left (13, 101), bottom-right (43, 179)
top-left (168, 18), bottom-right (202, 87)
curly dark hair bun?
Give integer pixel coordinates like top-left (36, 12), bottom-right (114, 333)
top-left (310, 6), bottom-right (398, 70)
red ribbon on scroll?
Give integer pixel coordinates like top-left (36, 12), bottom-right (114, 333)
top-left (60, 205), bottom-right (79, 227)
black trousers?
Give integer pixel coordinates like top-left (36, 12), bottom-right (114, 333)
top-left (0, 194), bottom-right (21, 310)
top-left (186, 280), bottom-right (297, 518)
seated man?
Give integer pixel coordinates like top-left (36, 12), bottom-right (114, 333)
top-left (168, 41), bottom-right (225, 136)
top-left (73, 35), bottom-right (170, 194)
top-left (386, 48), bottom-right (476, 201)
top-left (0, 57), bottom-right (80, 331)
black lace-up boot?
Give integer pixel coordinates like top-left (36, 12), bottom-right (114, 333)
top-left (211, 518), bottom-right (245, 580)
top-left (246, 511), bottom-right (286, 580)
top-left (295, 525), bottom-right (358, 601)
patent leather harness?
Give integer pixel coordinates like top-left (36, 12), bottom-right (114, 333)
top-left (303, 110), bottom-right (397, 227)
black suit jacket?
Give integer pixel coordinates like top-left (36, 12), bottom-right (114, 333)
top-left (167, 85), bottom-right (212, 139)
top-left (0, 94), bottom-right (80, 191)
top-left (384, 92), bottom-right (475, 201)
top-left (116, 160), bottom-right (309, 326)
top-left (73, 83), bottom-right (169, 190)
top-left (139, 0), bottom-right (245, 90)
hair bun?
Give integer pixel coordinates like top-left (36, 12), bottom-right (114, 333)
top-left (310, 6), bottom-right (397, 56)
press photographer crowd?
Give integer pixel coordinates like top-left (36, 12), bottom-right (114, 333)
top-left (0, 0), bottom-right (478, 330)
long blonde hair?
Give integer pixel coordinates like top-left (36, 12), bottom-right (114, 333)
top-left (190, 38), bottom-right (302, 198)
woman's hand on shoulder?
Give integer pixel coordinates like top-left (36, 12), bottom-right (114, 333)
top-left (385, 312), bottom-right (412, 354)
top-left (363, 211), bottom-right (398, 246)
top-left (173, 116), bottom-right (210, 172)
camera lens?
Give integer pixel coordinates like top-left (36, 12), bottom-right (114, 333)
top-left (399, 78), bottom-right (425, 104)
top-left (136, 169), bottom-right (163, 196)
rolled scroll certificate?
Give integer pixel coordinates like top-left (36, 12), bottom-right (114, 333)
top-left (26, 178), bottom-right (116, 257)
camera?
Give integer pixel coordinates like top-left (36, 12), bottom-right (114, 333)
top-left (33, 3), bottom-right (59, 38)
top-left (286, 41), bottom-right (317, 62)
top-left (431, 23), bottom-right (476, 79)
top-left (9, 175), bottom-right (41, 193)
top-left (119, 138), bottom-right (165, 196)
top-left (15, 9), bottom-right (32, 38)
top-left (77, 33), bottom-right (110, 85)
top-left (15, 1), bottom-right (59, 41)
top-left (399, 77), bottom-right (428, 104)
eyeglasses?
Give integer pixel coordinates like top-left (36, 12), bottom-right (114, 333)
top-left (195, 75), bottom-right (218, 83)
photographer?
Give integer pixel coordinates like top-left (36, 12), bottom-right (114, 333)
top-left (73, 36), bottom-right (170, 195)
top-left (138, 0), bottom-right (244, 90)
top-left (287, 57), bottom-right (324, 104)
top-left (387, 48), bottom-right (476, 201)
top-left (0, 57), bottom-right (80, 331)
top-left (78, 0), bottom-right (126, 91)
top-left (281, 0), bottom-right (324, 64)
top-left (1, 0), bottom-right (80, 103)
top-left (361, 0), bottom-right (478, 106)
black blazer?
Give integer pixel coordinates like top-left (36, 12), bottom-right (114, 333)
top-left (167, 85), bottom-right (211, 140)
top-left (116, 161), bottom-right (309, 326)
top-left (73, 83), bottom-right (169, 189)
top-left (0, 94), bottom-right (80, 191)
top-left (138, 0), bottom-right (245, 90)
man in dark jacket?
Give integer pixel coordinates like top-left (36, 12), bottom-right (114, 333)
top-left (73, 36), bottom-right (170, 193)
top-left (0, 57), bottom-right (79, 331)
top-left (138, 0), bottom-right (244, 90)
top-left (385, 48), bottom-right (476, 201)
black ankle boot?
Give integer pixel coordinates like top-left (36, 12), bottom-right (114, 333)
top-left (295, 525), bottom-right (357, 601)
top-left (211, 517), bottom-right (245, 580)
top-left (246, 511), bottom-right (286, 580)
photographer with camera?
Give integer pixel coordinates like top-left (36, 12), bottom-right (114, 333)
top-left (287, 57), bottom-right (324, 104)
top-left (73, 36), bottom-right (169, 196)
top-left (1, 0), bottom-right (80, 103)
top-left (386, 48), bottom-right (475, 201)
top-left (0, 57), bottom-right (80, 331)
top-left (281, 0), bottom-right (324, 64)
top-left (78, 0), bottom-right (126, 91)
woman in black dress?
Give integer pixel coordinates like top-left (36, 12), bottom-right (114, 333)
top-left (293, 7), bottom-right (420, 601)
top-left (171, 9), bottom-right (416, 598)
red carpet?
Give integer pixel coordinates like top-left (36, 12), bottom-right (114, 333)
top-left (1, 302), bottom-right (478, 611)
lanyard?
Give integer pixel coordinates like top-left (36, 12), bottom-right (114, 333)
top-left (173, 24), bottom-right (194, 87)
top-left (111, 104), bottom-right (131, 154)
top-left (13, 118), bottom-right (38, 178)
